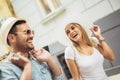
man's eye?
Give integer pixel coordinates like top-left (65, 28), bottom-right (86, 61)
top-left (24, 30), bottom-right (34, 35)
top-left (26, 30), bottom-right (31, 34)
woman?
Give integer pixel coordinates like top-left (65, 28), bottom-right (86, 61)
top-left (64, 22), bottom-right (115, 80)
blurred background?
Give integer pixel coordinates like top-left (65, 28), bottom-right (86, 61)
top-left (0, 0), bottom-right (120, 80)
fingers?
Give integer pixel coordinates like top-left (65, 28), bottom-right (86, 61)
top-left (30, 48), bottom-right (41, 58)
top-left (90, 27), bottom-right (94, 32)
top-left (10, 57), bottom-right (18, 65)
top-left (9, 52), bottom-right (30, 68)
top-left (38, 48), bottom-right (45, 53)
top-left (37, 48), bottom-right (45, 54)
top-left (10, 53), bottom-right (20, 61)
top-left (91, 25), bottom-right (100, 32)
top-left (30, 49), bottom-right (37, 55)
top-left (14, 52), bottom-right (20, 59)
top-left (30, 48), bottom-right (47, 58)
top-left (93, 26), bottom-right (98, 32)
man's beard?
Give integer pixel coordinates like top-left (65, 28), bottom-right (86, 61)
top-left (27, 44), bottom-right (34, 51)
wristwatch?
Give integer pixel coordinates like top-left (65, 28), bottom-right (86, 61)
top-left (99, 37), bottom-right (105, 43)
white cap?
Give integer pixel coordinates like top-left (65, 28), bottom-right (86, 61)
top-left (0, 17), bottom-right (25, 46)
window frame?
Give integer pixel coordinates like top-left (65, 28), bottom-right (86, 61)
top-left (36, 0), bottom-right (65, 24)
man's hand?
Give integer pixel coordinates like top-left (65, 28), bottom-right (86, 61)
top-left (10, 52), bottom-right (31, 69)
top-left (10, 52), bottom-right (32, 80)
top-left (31, 48), bottom-right (62, 77)
top-left (30, 48), bottom-right (52, 63)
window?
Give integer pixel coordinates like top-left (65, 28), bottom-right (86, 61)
top-left (57, 53), bottom-right (72, 79)
top-left (39, 0), bottom-right (61, 15)
top-left (36, 0), bottom-right (65, 23)
top-left (43, 46), bottom-right (49, 52)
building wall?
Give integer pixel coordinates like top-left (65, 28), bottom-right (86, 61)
top-left (0, 0), bottom-right (15, 17)
top-left (11, 0), bottom-right (120, 49)
top-left (1, 0), bottom-right (120, 79)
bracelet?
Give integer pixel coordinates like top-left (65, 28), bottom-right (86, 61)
top-left (99, 37), bottom-right (105, 43)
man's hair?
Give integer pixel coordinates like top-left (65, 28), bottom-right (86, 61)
top-left (7, 20), bottom-right (26, 45)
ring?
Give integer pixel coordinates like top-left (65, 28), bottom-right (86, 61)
top-left (13, 54), bottom-right (19, 60)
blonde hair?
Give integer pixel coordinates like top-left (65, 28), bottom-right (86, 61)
top-left (65, 22), bottom-right (96, 53)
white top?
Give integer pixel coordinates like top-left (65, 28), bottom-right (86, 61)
top-left (64, 37), bottom-right (108, 80)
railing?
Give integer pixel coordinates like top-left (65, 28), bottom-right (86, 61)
top-left (105, 66), bottom-right (120, 76)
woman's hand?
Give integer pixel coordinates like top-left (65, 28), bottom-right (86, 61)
top-left (90, 25), bottom-right (101, 37)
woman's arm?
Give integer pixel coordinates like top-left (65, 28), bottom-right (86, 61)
top-left (96, 35), bottom-right (115, 61)
top-left (91, 25), bottom-right (115, 61)
top-left (65, 59), bottom-right (81, 80)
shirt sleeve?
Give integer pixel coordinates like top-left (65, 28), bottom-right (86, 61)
top-left (0, 65), bottom-right (18, 80)
top-left (64, 47), bottom-right (75, 60)
top-left (54, 72), bottom-right (66, 80)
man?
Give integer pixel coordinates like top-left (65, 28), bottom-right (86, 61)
top-left (0, 17), bottom-right (63, 80)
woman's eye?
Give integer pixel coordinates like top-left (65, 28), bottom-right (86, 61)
top-left (66, 30), bottom-right (70, 34)
top-left (71, 26), bottom-right (75, 30)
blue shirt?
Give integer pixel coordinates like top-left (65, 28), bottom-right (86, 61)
top-left (0, 53), bottom-right (64, 80)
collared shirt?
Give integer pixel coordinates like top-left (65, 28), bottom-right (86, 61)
top-left (0, 53), bottom-right (64, 80)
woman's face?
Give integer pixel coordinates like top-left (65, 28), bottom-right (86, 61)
top-left (65, 24), bottom-right (82, 42)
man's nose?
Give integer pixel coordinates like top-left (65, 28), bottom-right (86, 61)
top-left (29, 32), bottom-right (34, 37)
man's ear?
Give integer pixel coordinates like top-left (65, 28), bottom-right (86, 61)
top-left (7, 34), bottom-right (16, 45)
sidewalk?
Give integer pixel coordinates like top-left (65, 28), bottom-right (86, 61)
top-left (109, 74), bottom-right (120, 80)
